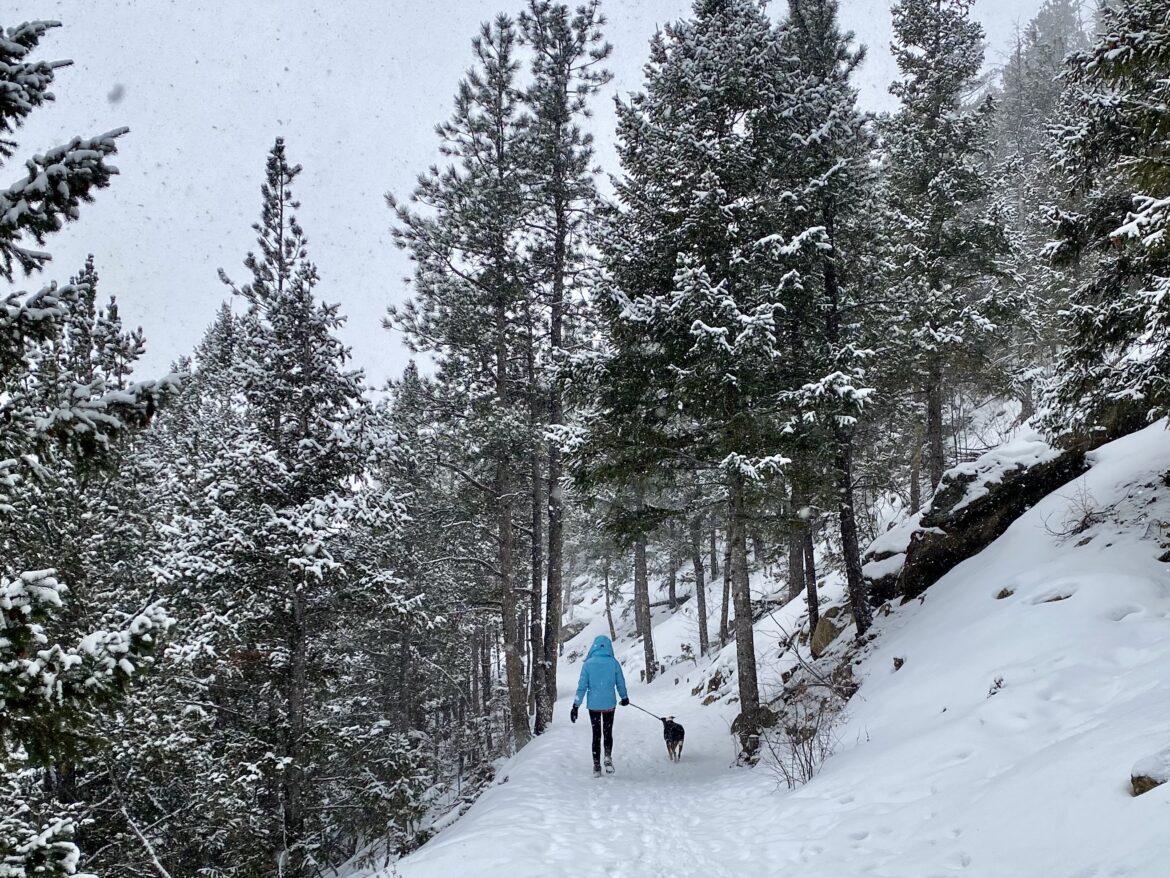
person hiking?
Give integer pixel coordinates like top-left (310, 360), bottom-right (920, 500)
top-left (570, 634), bottom-right (629, 776)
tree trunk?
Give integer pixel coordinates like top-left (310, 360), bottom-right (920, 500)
top-left (750, 529), bottom-right (766, 571)
top-left (817, 220), bottom-right (873, 639)
top-left (710, 527), bottom-right (719, 578)
top-left (804, 527), bottom-right (819, 633)
top-left (283, 581), bottom-right (307, 875)
top-left (719, 525), bottom-right (732, 647)
top-left (787, 483), bottom-right (806, 603)
top-left (493, 275), bottom-right (529, 749)
top-left (1019, 377), bottom-right (1035, 423)
top-left (498, 465), bottom-right (530, 749)
top-left (910, 427), bottom-right (923, 514)
top-left (787, 530), bottom-right (805, 603)
top-left (729, 475), bottom-right (761, 754)
top-left (835, 424), bottom-right (873, 637)
top-left (604, 566), bottom-right (617, 641)
top-left (926, 360), bottom-right (945, 492)
top-left (634, 530), bottom-right (656, 682)
top-left (689, 515), bottom-right (710, 655)
top-left (396, 624), bottom-right (411, 732)
top-left (479, 623), bottom-right (494, 752)
top-left (541, 444), bottom-right (563, 725)
top-left (529, 445), bottom-right (547, 734)
top-left (540, 26), bottom-right (573, 730)
top-left (469, 626), bottom-right (480, 723)
top-left (666, 522), bottom-right (678, 610)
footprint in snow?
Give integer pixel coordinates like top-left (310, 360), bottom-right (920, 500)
top-left (1107, 604), bottom-right (1143, 621)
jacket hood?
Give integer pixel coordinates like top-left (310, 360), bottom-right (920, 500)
top-left (586, 635), bottom-right (615, 659)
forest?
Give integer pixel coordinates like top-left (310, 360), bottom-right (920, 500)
top-left (2, 0), bottom-right (1168, 875)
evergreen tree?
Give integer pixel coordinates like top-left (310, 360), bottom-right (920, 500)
top-left (390, 16), bottom-right (536, 750)
top-left (578, 0), bottom-right (802, 753)
top-left (150, 139), bottom-right (423, 876)
top-left (777, 0), bottom-right (880, 634)
top-left (993, 0), bottom-right (1088, 416)
top-left (518, 0), bottom-right (611, 734)
top-left (1045, 0), bottom-right (1170, 434)
top-left (0, 22), bottom-right (172, 877)
top-left (883, 0), bottom-right (1009, 490)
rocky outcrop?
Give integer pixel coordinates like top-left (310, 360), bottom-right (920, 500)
top-left (1132, 773), bottom-right (1165, 797)
top-left (1132, 748), bottom-right (1170, 796)
top-left (810, 605), bottom-right (846, 658)
top-left (864, 431), bottom-right (1088, 604)
top-left (558, 619), bottom-right (589, 643)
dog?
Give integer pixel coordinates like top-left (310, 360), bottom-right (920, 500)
top-left (662, 716), bottom-right (685, 762)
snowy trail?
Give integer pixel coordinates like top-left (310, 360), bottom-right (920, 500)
top-left (396, 666), bottom-right (770, 878)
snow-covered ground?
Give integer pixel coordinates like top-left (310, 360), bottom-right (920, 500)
top-left (388, 422), bottom-right (1170, 878)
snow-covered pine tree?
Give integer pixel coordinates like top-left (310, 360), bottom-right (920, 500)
top-left (882, 0), bottom-right (1009, 491)
top-left (1044, 0), bottom-right (1170, 435)
top-left (775, 0), bottom-right (880, 634)
top-left (518, 0), bottom-right (611, 734)
top-left (149, 139), bottom-right (423, 876)
top-left (579, 0), bottom-right (802, 754)
top-left (993, 0), bottom-right (1088, 417)
top-left (390, 16), bottom-right (536, 750)
top-left (0, 22), bottom-right (173, 877)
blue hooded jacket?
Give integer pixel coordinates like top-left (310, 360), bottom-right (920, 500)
top-left (574, 635), bottom-right (628, 711)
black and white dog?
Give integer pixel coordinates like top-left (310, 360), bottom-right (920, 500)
top-left (662, 716), bottom-right (685, 762)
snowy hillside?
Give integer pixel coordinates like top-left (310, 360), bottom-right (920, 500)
top-left (387, 422), bottom-right (1170, 878)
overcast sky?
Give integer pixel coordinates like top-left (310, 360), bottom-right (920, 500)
top-left (8, 0), bottom-right (1049, 388)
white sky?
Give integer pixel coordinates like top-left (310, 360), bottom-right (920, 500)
top-left (7, 0), bottom-right (1048, 388)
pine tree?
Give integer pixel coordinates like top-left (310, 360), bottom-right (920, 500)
top-left (518, 0), bottom-right (611, 734)
top-left (148, 139), bottom-right (422, 876)
top-left (883, 0), bottom-right (1009, 490)
top-left (390, 16), bottom-right (536, 750)
top-left (578, 0), bottom-right (803, 753)
top-left (777, 0), bottom-right (880, 634)
top-left (1044, 0), bottom-right (1170, 435)
top-left (993, 0), bottom-right (1088, 416)
top-left (0, 22), bottom-right (172, 877)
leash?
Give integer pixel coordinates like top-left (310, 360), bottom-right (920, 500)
top-left (626, 700), bottom-right (663, 721)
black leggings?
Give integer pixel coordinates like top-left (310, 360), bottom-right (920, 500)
top-left (589, 709), bottom-right (615, 762)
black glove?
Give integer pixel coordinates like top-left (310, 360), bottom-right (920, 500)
top-left (620, 697), bottom-right (629, 707)
top-left (570, 704), bottom-right (579, 723)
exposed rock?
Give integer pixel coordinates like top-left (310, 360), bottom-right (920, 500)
top-left (996, 587), bottom-right (1015, 600)
top-left (731, 705), bottom-right (779, 735)
top-left (830, 660), bottom-right (859, 700)
top-left (558, 619), bottom-right (588, 643)
top-left (861, 515), bottom-right (919, 606)
top-left (866, 434), bottom-right (1088, 604)
top-left (731, 705), bottom-right (780, 760)
top-left (810, 605), bottom-right (846, 659)
top-left (1132, 774), bottom-right (1164, 797)
top-left (1132, 748), bottom-right (1170, 796)
top-left (892, 656), bottom-right (904, 672)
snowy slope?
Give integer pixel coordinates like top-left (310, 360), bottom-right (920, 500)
top-left (386, 421), bottom-right (1170, 878)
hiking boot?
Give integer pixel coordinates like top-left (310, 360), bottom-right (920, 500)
top-left (604, 756), bottom-right (615, 775)
top-left (592, 762), bottom-right (602, 778)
